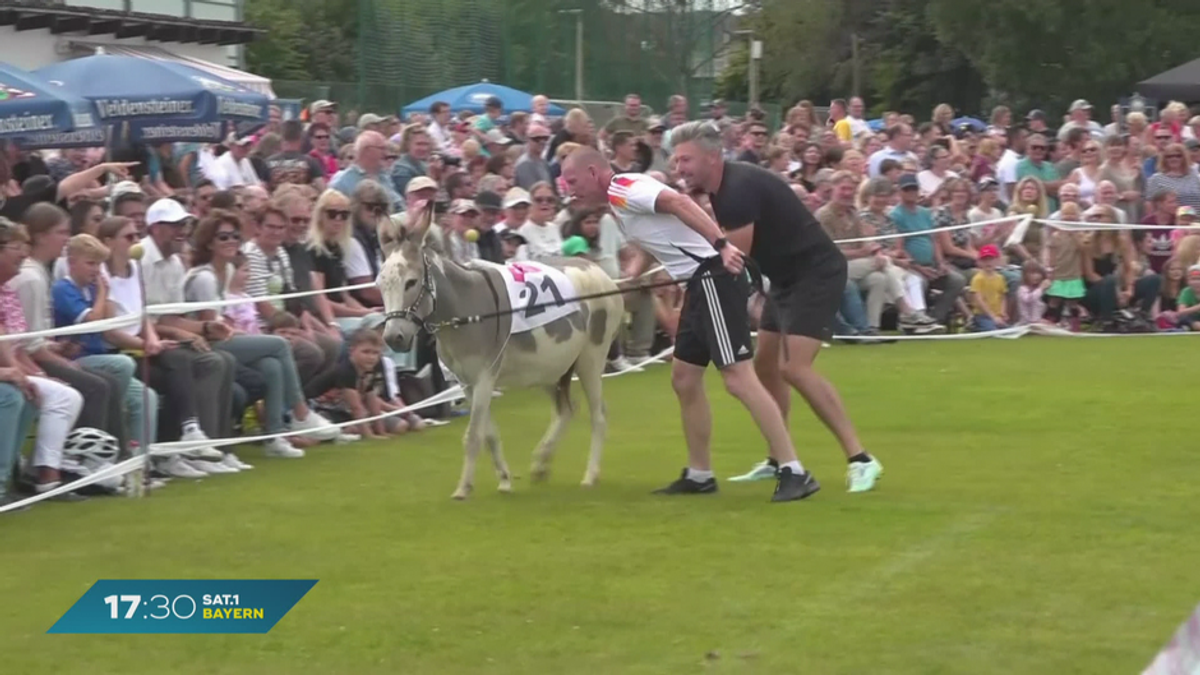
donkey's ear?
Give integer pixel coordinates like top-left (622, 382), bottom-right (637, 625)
top-left (407, 199), bottom-right (436, 244)
top-left (378, 216), bottom-right (402, 259)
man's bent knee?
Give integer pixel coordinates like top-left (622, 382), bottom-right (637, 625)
top-left (670, 360), bottom-right (706, 398)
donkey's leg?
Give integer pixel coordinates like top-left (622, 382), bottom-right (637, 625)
top-left (484, 414), bottom-right (512, 493)
top-left (530, 371), bottom-right (575, 483)
top-left (452, 385), bottom-right (492, 500)
top-left (573, 348), bottom-right (609, 488)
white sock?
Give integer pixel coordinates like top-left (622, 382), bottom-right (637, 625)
top-left (686, 467), bottom-right (714, 482)
top-left (780, 460), bottom-right (803, 475)
top-left (182, 419), bottom-right (201, 436)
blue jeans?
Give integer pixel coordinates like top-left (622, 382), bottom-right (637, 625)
top-left (836, 279), bottom-right (871, 335)
top-left (0, 383), bottom-right (36, 496)
top-left (216, 335), bottom-right (306, 433)
top-left (77, 354), bottom-right (158, 451)
top-left (973, 314), bottom-right (998, 332)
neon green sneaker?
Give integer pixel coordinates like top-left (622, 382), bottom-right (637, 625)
top-left (846, 457), bottom-right (883, 492)
top-left (728, 459), bottom-right (778, 482)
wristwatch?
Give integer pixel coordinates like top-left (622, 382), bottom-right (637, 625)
top-left (713, 237), bottom-right (729, 251)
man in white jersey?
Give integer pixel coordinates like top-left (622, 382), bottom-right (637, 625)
top-left (561, 147), bottom-right (820, 502)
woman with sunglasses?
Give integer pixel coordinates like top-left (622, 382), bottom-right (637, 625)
top-left (1146, 142), bottom-right (1200, 211)
top-left (307, 122), bottom-right (338, 177)
top-left (516, 181), bottom-right (564, 261)
top-left (344, 180), bottom-right (388, 308)
top-left (307, 190), bottom-right (373, 333)
top-left (184, 209), bottom-right (339, 458)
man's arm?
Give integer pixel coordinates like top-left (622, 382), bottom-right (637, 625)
top-left (653, 188), bottom-right (745, 274)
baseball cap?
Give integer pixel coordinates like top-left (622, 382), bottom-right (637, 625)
top-left (1026, 109), bottom-right (1047, 122)
top-left (225, 132), bottom-right (254, 147)
top-left (1185, 139), bottom-right (1200, 150)
top-left (475, 190), bottom-right (502, 212)
top-left (357, 113), bottom-right (385, 130)
top-left (527, 123), bottom-right (551, 139)
top-left (977, 176), bottom-right (999, 191)
top-left (561, 235), bottom-right (590, 257)
top-left (503, 187), bottom-right (531, 209)
top-left (1189, 264), bottom-right (1200, 280)
top-left (494, 223), bottom-right (527, 244)
top-left (897, 173), bottom-right (920, 190)
top-left (146, 198), bottom-right (191, 226)
top-left (1177, 205), bottom-right (1197, 219)
top-left (978, 244), bottom-right (1000, 259)
top-left (405, 176), bottom-right (438, 194)
top-left (450, 199), bottom-right (479, 215)
top-left (309, 99), bottom-right (337, 115)
top-left (485, 128), bottom-right (514, 145)
top-left (647, 116), bottom-right (666, 131)
top-left (1069, 99), bottom-right (1092, 112)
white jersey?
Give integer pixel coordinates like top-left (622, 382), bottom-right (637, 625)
top-left (606, 173), bottom-right (715, 280)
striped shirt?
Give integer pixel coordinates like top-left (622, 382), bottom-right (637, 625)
top-left (1145, 172), bottom-right (1200, 209)
top-left (241, 241), bottom-right (294, 314)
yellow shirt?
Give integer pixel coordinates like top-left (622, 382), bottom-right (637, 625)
top-left (970, 269), bottom-right (1007, 317)
top-left (833, 118), bottom-right (853, 142)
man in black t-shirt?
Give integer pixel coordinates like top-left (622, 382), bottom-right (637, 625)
top-left (671, 121), bottom-right (884, 493)
top-left (266, 120), bottom-right (326, 191)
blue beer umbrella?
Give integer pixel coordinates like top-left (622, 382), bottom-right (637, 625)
top-left (401, 81), bottom-right (566, 117)
top-left (0, 62), bottom-right (99, 145)
top-left (34, 55), bottom-right (270, 143)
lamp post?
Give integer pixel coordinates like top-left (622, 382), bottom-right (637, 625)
top-left (558, 9), bottom-right (584, 105)
top-left (734, 29), bottom-right (761, 108)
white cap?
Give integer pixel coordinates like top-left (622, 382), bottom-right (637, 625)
top-left (485, 128), bottom-right (513, 145)
top-left (503, 187), bottom-right (531, 209)
top-left (146, 198), bottom-right (192, 225)
top-left (405, 176), bottom-right (438, 194)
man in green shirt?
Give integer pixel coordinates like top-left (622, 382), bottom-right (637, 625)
top-left (602, 93), bottom-right (647, 142)
top-left (1015, 133), bottom-right (1064, 211)
top-left (1177, 265), bottom-right (1200, 330)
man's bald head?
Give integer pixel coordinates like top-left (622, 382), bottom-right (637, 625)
top-left (560, 146), bottom-right (612, 206)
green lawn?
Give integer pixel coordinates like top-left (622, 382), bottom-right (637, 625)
top-left (2, 338), bottom-right (1197, 675)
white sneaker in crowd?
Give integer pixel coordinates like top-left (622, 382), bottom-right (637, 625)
top-left (335, 433), bottom-right (361, 444)
top-left (264, 438), bottom-right (305, 458)
top-left (608, 356), bottom-right (643, 373)
top-left (221, 452), bottom-right (253, 470)
top-left (288, 412), bottom-right (339, 442)
top-left (184, 457), bottom-right (239, 475)
top-left (161, 455), bottom-right (207, 479)
top-left (179, 429), bottom-right (224, 460)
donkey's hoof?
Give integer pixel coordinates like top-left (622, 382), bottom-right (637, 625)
top-left (497, 481), bottom-right (513, 493)
top-left (581, 475), bottom-right (599, 488)
top-left (451, 487), bottom-right (470, 500)
top-left (530, 466), bottom-right (550, 483)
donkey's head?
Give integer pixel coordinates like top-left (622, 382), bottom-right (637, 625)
top-left (379, 200), bottom-right (437, 352)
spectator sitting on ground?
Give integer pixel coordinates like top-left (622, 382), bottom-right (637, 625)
top-left (336, 328), bottom-right (424, 439)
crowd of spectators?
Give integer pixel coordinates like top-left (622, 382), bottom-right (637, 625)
top-left (2, 89), bottom-right (1199, 509)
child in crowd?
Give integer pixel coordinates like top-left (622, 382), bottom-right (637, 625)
top-left (1044, 210), bottom-right (1087, 330)
top-left (561, 207), bottom-right (604, 260)
top-left (495, 225), bottom-right (526, 261)
top-left (1017, 260), bottom-right (1050, 325)
top-left (1172, 206), bottom-right (1197, 246)
top-left (968, 244), bottom-right (1008, 331)
top-left (1175, 265), bottom-right (1200, 331)
top-left (336, 328), bottom-right (425, 439)
top-left (1157, 257), bottom-right (1184, 330)
top-left (221, 254), bottom-right (260, 335)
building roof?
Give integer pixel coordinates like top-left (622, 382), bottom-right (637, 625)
top-left (0, 0), bottom-right (262, 46)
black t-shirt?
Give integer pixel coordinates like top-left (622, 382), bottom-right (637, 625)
top-left (265, 151), bottom-right (325, 190)
top-left (708, 160), bottom-right (836, 286)
top-left (736, 149), bottom-right (762, 165)
top-left (0, 193), bottom-right (37, 222)
top-left (334, 357), bottom-right (385, 397)
top-left (282, 242), bottom-right (319, 316)
top-left (309, 243), bottom-right (348, 302)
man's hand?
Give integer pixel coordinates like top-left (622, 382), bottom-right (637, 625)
top-left (1116, 287), bottom-right (1133, 307)
top-left (873, 251), bottom-right (889, 271)
top-left (204, 321), bottom-right (233, 342)
top-left (719, 242), bottom-right (745, 275)
top-left (102, 161), bottom-right (141, 179)
top-left (189, 336), bottom-right (211, 353)
top-left (1, 368), bottom-right (39, 403)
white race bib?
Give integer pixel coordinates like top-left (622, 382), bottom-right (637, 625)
top-left (499, 261), bottom-right (581, 334)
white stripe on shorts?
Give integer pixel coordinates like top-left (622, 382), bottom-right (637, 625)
top-left (701, 276), bottom-right (734, 365)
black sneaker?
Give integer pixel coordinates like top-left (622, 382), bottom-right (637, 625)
top-left (771, 467), bottom-right (820, 502)
top-left (653, 469), bottom-right (718, 495)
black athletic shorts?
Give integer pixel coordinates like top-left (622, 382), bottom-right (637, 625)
top-left (674, 256), bottom-right (754, 369)
top-left (760, 249), bottom-right (848, 341)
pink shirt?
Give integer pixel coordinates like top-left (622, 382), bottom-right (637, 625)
top-left (222, 292), bottom-right (260, 335)
top-left (1017, 284), bottom-right (1046, 325)
top-left (0, 285), bottom-right (28, 335)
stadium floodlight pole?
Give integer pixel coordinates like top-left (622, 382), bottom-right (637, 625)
top-left (558, 8), bottom-right (584, 105)
top-left (734, 29), bottom-right (761, 109)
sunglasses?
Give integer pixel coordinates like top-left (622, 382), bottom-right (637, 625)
top-left (363, 202), bottom-right (388, 212)
top-left (1082, 147), bottom-right (1098, 153)
top-left (530, 136), bottom-right (550, 142)
top-left (313, 134), bottom-right (330, 140)
top-left (1029, 145), bottom-right (1047, 150)
top-left (533, 197), bottom-right (557, 205)
top-left (750, 131), bottom-right (768, 137)
top-left (215, 231), bottom-right (242, 242)
top-left (325, 209), bottom-right (351, 221)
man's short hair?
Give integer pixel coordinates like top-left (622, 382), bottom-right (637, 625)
top-left (281, 119), bottom-right (304, 143)
top-left (886, 124), bottom-right (911, 141)
top-left (879, 158), bottom-right (903, 175)
top-left (194, 178), bottom-right (216, 192)
top-left (1065, 126), bottom-right (1087, 147)
top-left (430, 101), bottom-right (449, 115)
top-left (509, 111), bottom-right (528, 127)
top-left (611, 130), bottom-right (635, 149)
top-left (66, 233), bottom-right (110, 261)
top-left (485, 96), bottom-right (503, 111)
top-left (112, 191), bottom-right (145, 212)
top-left (210, 190), bottom-right (239, 211)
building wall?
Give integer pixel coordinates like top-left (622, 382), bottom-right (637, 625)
top-left (0, 26), bottom-right (240, 71)
top-left (64, 0), bottom-right (240, 23)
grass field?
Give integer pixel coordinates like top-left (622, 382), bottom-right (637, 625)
top-left (2, 337), bottom-right (1197, 674)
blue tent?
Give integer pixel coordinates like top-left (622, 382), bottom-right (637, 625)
top-left (34, 55), bottom-right (270, 143)
top-left (0, 62), bottom-right (101, 146)
top-left (401, 81), bottom-right (566, 117)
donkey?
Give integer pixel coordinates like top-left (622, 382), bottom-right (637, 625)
top-left (378, 204), bottom-right (624, 499)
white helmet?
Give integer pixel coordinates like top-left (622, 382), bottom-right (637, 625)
top-left (61, 427), bottom-right (122, 492)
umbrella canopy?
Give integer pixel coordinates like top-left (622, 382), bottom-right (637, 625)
top-left (952, 116), bottom-right (987, 132)
top-left (34, 55), bottom-right (270, 143)
top-left (0, 62), bottom-right (99, 144)
top-left (1137, 57), bottom-right (1200, 102)
top-left (401, 81), bottom-right (566, 117)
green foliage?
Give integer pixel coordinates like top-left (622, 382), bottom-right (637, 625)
top-left (245, 0), bottom-right (359, 82)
